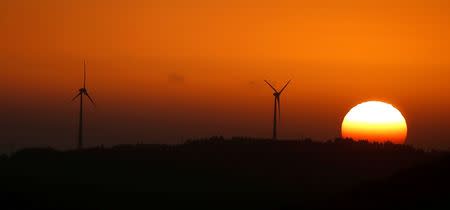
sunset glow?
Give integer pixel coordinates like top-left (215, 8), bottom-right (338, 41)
top-left (2, 0), bottom-right (450, 149)
top-left (342, 101), bottom-right (407, 144)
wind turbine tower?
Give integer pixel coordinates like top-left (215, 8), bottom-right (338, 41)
top-left (72, 60), bottom-right (95, 149)
top-left (264, 80), bottom-right (291, 140)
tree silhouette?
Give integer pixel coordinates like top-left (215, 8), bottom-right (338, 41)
top-left (0, 137), bottom-right (448, 209)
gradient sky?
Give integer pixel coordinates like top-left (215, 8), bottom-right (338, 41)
top-left (2, 0), bottom-right (450, 151)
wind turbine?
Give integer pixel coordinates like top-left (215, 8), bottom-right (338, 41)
top-left (72, 60), bottom-right (95, 149)
top-left (264, 80), bottom-right (291, 140)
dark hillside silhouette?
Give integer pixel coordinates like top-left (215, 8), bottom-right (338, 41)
top-left (324, 153), bottom-right (450, 209)
top-left (0, 137), bottom-right (447, 209)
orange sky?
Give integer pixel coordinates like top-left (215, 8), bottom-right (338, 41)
top-left (2, 0), bottom-right (450, 150)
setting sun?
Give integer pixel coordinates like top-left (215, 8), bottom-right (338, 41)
top-left (342, 101), bottom-right (407, 144)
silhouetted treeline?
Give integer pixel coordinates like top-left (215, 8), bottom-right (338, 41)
top-left (0, 137), bottom-right (448, 210)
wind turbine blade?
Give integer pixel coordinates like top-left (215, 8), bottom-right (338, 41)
top-left (264, 80), bottom-right (277, 93)
top-left (279, 80), bottom-right (291, 94)
top-left (85, 92), bottom-right (96, 106)
top-left (72, 92), bottom-right (81, 101)
top-left (83, 60), bottom-right (87, 89)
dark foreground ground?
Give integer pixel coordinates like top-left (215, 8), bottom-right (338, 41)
top-left (0, 137), bottom-right (449, 209)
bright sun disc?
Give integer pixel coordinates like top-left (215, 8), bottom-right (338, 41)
top-left (341, 101), bottom-right (407, 144)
